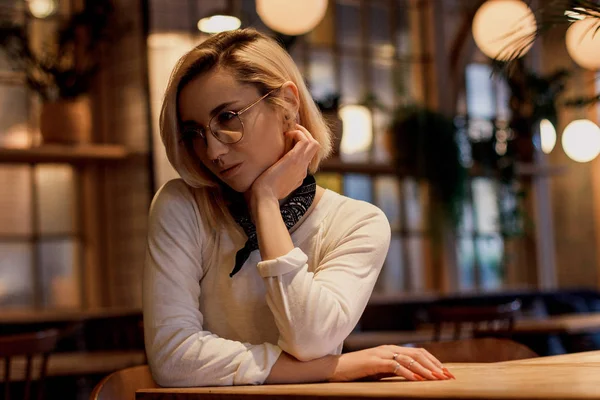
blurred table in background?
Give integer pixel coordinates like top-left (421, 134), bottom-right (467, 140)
top-left (344, 312), bottom-right (600, 351)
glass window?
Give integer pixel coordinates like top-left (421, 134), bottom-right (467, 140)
top-left (36, 164), bottom-right (77, 235)
top-left (0, 166), bottom-right (32, 236)
top-left (369, 1), bottom-right (391, 49)
top-left (477, 235), bottom-right (504, 290)
top-left (457, 237), bottom-right (476, 290)
top-left (371, 59), bottom-right (395, 110)
top-left (39, 239), bottom-right (81, 307)
top-left (336, 0), bottom-right (361, 51)
top-left (340, 55), bottom-right (363, 105)
top-left (377, 235), bottom-right (403, 293)
top-left (309, 49), bottom-right (336, 101)
top-left (472, 178), bottom-right (499, 234)
top-left (0, 242), bottom-right (34, 307)
top-left (374, 176), bottom-right (401, 230)
top-left (395, 0), bottom-right (411, 56)
top-left (402, 178), bottom-right (424, 231)
top-left (406, 236), bottom-right (424, 290)
top-left (344, 174), bottom-right (372, 203)
top-left (465, 64), bottom-right (495, 120)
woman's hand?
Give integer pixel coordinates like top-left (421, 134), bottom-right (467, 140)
top-left (329, 345), bottom-right (456, 382)
top-left (248, 124), bottom-right (320, 203)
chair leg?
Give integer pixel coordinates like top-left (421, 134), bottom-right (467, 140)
top-left (453, 323), bottom-right (462, 341)
top-left (24, 355), bottom-right (33, 400)
top-left (4, 357), bottom-right (10, 400)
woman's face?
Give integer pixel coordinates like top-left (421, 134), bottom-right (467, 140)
top-left (178, 68), bottom-right (287, 192)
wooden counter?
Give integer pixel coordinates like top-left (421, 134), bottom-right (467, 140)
top-left (136, 351), bottom-right (600, 399)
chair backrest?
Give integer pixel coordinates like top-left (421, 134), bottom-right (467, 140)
top-left (90, 364), bottom-right (158, 400)
top-left (427, 299), bottom-right (522, 341)
top-left (405, 337), bottom-right (539, 363)
top-left (0, 328), bottom-right (60, 400)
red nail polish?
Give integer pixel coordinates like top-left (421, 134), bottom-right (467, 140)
top-left (442, 368), bottom-right (456, 379)
top-left (432, 372), bottom-right (446, 380)
top-left (413, 373), bottom-right (425, 381)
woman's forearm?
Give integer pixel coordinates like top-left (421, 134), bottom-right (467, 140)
top-left (250, 193), bottom-right (295, 261)
top-left (265, 351), bottom-right (338, 384)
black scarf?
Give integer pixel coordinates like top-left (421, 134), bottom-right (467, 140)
top-left (225, 175), bottom-right (316, 277)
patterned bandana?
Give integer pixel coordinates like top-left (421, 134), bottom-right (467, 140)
top-left (225, 175), bottom-right (316, 277)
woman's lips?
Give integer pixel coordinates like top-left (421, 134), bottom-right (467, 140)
top-left (220, 162), bottom-right (242, 178)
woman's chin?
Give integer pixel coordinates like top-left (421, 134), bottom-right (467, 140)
top-left (223, 178), bottom-right (252, 193)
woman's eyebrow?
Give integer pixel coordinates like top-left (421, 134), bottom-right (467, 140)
top-left (209, 101), bottom-right (237, 117)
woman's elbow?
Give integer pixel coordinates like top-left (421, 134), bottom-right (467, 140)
top-left (279, 336), bottom-right (334, 362)
top-left (150, 363), bottom-right (179, 387)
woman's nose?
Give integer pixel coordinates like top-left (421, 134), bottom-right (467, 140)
top-left (205, 133), bottom-right (229, 161)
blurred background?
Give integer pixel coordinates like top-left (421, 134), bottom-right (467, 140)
top-left (1, 0), bottom-right (600, 398)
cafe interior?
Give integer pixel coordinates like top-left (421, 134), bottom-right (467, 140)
top-left (1, 0), bottom-right (600, 399)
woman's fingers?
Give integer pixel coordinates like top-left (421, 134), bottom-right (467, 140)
top-left (411, 348), bottom-right (455, 380)
top-left (415, 348), bottom-right (455, 379)
top-left (382, 346), bottom-right (454, 381)
top-left (397, 354), bottom-right (444, 381)
top-left (285, 129), bottom-right (319, 164)
top-left (386, 360), bottom-right (423, 381)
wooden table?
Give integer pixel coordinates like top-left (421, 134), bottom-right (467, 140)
top-left (0, 306), bottom-right (141, 324)
top-left (136, 351), bottom-right (600, 399)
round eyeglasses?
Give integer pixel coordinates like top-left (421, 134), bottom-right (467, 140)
top-left (184, 88), bottom-right (279, 145)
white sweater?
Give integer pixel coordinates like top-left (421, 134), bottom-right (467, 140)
top-left (143, 179), bottom-right (391, 387)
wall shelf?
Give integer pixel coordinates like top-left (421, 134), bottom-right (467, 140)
top-left (0, 144), bottom-right (130, 164)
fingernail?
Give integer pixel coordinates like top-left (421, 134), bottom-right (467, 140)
top-left (442, 368), bottom-right (456, 379)
top-left (432, 371), bottom-right (447, 380)
top-left (413, 373), bottom-right (425, 381)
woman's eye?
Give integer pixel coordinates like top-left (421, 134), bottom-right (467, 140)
top-left (181, 128), bottom-right (205, 142)
top-left (217, 111), bottom-right (236, 124)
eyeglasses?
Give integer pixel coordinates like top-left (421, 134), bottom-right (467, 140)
top-left (183, 88), bottom-right (278, 145)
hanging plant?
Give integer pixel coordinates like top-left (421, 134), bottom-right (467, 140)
top-left (389, 105), bottom-right (468, 228)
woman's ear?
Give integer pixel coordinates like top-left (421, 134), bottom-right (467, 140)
top-left (280, 81), bottom-right (300, 126)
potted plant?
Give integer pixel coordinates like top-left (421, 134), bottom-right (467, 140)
top-left (0, 0), bottom-right (117, 144)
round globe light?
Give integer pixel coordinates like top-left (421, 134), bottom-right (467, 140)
top-left (198, 15), bottom-right (241, 34)
top-left (472, 0), bottom-right (537, 61)
top-left (540, 119), bottom-right (557, 154)
top-left (26, 0), bottom-right (58, 18)
top-left (566, 16), bottom-right (600, 70)
top-left (561, 119), bottom-right (600, 163)
top-left (256, 0), bottom-right (328, 36)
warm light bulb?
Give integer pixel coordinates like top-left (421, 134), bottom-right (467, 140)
top-left (540, 119), bottom-right (556, 154)
top-left (197, 15), bottom-right (241, 34)
top-left (472, 0), bottom-right (537, 61)
top-left (562, 119), bottom-right (600, 163)
top-left (256, 0), bottom-right (328, 36)
top-left (27, 0), bottom-right (57, 18)
top-left (339, 105), bottom-right (373, 158)
top-left (566, 15), bottom-right (600, 70)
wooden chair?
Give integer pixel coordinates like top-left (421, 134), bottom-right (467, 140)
top-left (90, 364), bottom-right (158, 400)
top-left (427, 299), bottom-right (522, 341)
top-left (0, 328), bottom-right (60, 400)
top-left (404, 337), bottom-right (539, 363)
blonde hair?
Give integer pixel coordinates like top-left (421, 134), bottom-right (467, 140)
top-left (160, 28), bottom-right (332, 232)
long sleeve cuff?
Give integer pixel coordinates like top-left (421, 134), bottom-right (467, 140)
top-left (256, 248), bottom-right (308, 277)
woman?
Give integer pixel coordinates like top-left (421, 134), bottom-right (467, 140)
top-left (143, 28), bottom-right (455, 387)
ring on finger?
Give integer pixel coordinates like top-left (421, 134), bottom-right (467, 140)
top-left (407, 359), bottom-right (416, 369)
top-left (392, 353), bottom-right (399, 361)
top-left (393, 362), bottom-right (401, 374)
